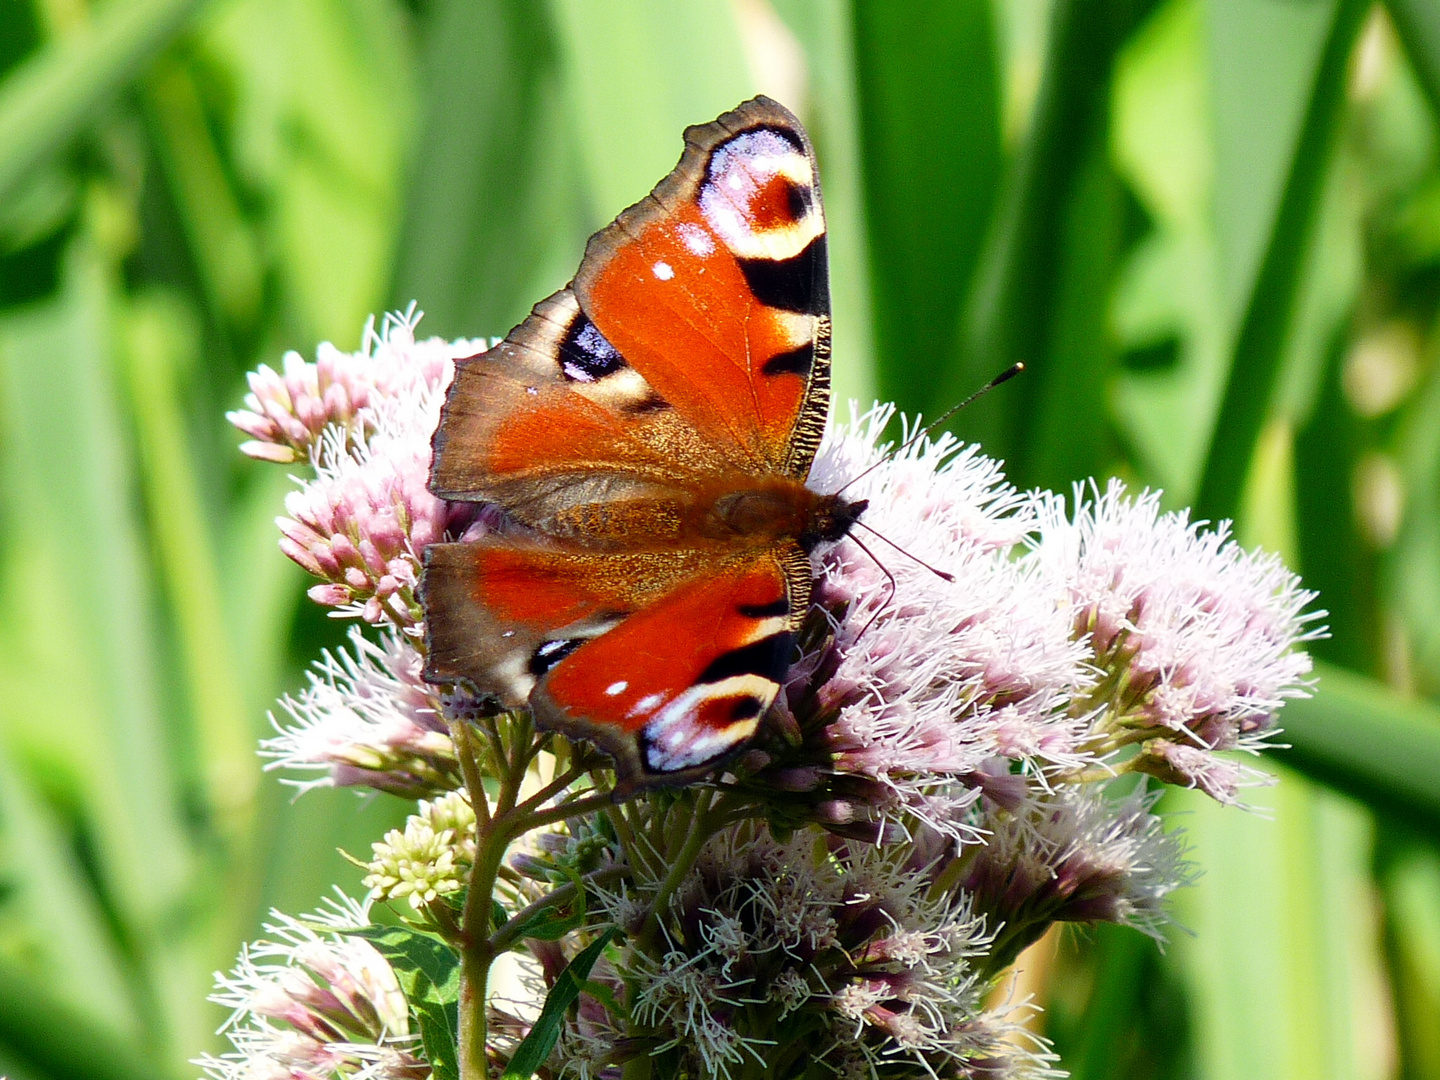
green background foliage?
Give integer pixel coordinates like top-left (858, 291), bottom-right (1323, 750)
top-left (0, 0), bottom-right (1437, 1077)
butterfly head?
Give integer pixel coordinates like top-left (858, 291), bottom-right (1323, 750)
top-left (801, 493), bottom-right (867, 552)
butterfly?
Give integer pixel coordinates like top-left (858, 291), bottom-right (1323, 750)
top-left (421, 96), bottom-right (866, 790)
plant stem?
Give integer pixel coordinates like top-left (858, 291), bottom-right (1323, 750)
top-left (453, 719), bottom-right (524, 1080)
top-left (636, 788), bottom-right (719, 954)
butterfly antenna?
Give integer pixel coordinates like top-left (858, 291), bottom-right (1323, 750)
top-left (853, 520), bottom-right (954, 582)
top-left (844, 530), bottom-right (899, 642)
top-left (835, 362), bottom-right (1025, 497)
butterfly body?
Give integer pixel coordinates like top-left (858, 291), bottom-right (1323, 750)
top-left (423, 97), bottom-right (859, 789)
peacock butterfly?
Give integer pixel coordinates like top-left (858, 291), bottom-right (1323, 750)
top-left (421, 96), bottom-right (865, 790)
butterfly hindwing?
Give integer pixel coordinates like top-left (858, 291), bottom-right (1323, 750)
top-left (424, 538), bottom-right (811, 787)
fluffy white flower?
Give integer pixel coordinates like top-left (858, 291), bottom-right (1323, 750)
top-left (262, 626), bottom-right (461, 797)
top-left (1028, 480), bottom-right (1323, 801)
top-left (792, 406), bottom-right (1094, 831)
top-left (197, 894), bottom-right (427, 1080)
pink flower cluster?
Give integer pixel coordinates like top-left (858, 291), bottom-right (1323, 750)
top-left (789, 411), bottom-right (1321, 812)
top-left (228, 305), bottom-right (470, 464)
top-left (230, 307), bottom-right (489, 630)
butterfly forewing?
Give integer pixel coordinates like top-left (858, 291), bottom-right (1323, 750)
top-left (573, 97), bottom-right (831, 478)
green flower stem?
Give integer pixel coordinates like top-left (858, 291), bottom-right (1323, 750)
top-left (453, 719), bottom-right (519, 1080)
top-left (488, 865), bottom-right (628, 955)
top-left (516, 794), bottom-right (617, 835)
top-left (635, 787), bottom-right (720, 955)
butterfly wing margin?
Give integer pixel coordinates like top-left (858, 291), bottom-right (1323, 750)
top-left (572, 95), bottom-right (832, 479)
top-left (423, 538), bottom-right (812, 788)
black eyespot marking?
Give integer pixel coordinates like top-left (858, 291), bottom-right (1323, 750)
top-left (560, 315), bottom-right (626, 382)
top-left (624, 391), bottom-right (672, 414)
top-left (529, 638), bottom-right (584, 676)
top-left (738, 237), bottom-right (829, 315)
top-left (728, 696), bottom-right (765, 721)
top-left (697, 632), bottom-right (792, 685)
top-left (761, 342), bottom-right (813, 378)
top-left (738, 597), bottom-right (789, 618)
top-left (786, 180), bottom-right (808, 223)
top-left (739, 123), bottom-right (805, 155)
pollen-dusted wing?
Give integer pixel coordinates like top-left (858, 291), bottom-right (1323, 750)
top-left (422, 96), bottom-right (865, 789)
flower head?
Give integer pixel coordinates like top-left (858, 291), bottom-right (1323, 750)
top-left (1029, 481), bottom-right (1323, 801)
top-left (228, 305), bottom-right (482, 463)
top-left (263, 626), bottom-right (462, 797)
top-left (573, 822), bottom-right (1055, 1080)
top-left (364, 792), bottom-right (477, 910)
top-left (756, 406), bottom-right (1092, 835)
top-left (958, 784), bottom-right (1190, 969)
top-left (198, 894), bottom-right (426, 1080)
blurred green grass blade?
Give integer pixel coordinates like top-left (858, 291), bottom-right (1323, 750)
top-left (1021, 128), bottom-right (1122, 492)
top-left (1376, 840), bottom-right (1440, 1077)
top-left (1192, 0), bottom-right (1368, 525)
top-left (203, 0), bottom-right (414, 347)
top-left (1385, 340), bottom-right (1440, 691)
top-left (1387, 0), bottom-right (1440, 119)
top-left (1295, 342), bottom-right (1378, 672)
top-left (121, 291), bottom-right (256, 850)
top-left (769, 0), bottom-right (877, 407)
top-left (955, 0), bottom-right (1157, 467)
top-left (392, 0), bottom-right (587, 339)
top-left (851, 0), bottom-right (1000, 419)
top-left (1063, 925), bottom-right (1150, 1080)
top-left (0, 240), bottom-right (209, 1066)
top-left (0, 740), bottom-right (135, 1039)
top-left (546, 0), bottom-right (754, 221)
top-left (1168, 772), bottom-right (1373, 1080)
top-left (0, 0), bottom-right (208, 204)
top-left (0, 242), bottom-right (193, 919)
top-left (141, 60), bottom-right (263, 328)
top-left (0, 962), bottom-right (165, 1080)
top-left (1281, 661), bottom-right (1440, 832)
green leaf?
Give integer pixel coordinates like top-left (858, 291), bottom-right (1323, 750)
top-left (1388, 0), bottom-right (1440, 119)
top-left (353, 924), bottom-right (461, 1080)
top-left (352, 924), bottom-right (461, 999)
top-left (0, 0), bottom-right (208, 204)
top-left (953, 0), bottom-right (1159, 470)
top-left (546, 0), bottom-right (753, 219)
top-left (121, 289), bottom-right (256, 847)
top-left (852, 0), bottom-right (1000, 419)
top-left (501, 870), bottom-right (587, 944)
top-left (0, 962), bottom-right (163, 1080)
top-left (1279, 662), bottom-right (1440, 832)
top-left (1166, 768), bottom-right (1374, 1080)
top-left (502, 927), bottom-right (617, 1080)
top-left (1192, 0), bottom-right (1370, 524)
top-left (390, 0), bottom-right (588, 340)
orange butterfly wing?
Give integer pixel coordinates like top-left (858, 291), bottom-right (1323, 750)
top-left (424, 540), bottom-right (807, 787)
top-left (423, 96), bottom-right (839, 787)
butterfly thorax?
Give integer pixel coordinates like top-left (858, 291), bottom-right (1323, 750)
top-left (544, 476), bottom-right (866, 554)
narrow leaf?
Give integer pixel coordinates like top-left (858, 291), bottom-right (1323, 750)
top-left (852, 0), bottom-right (1000, 419)
top-left (1278, 661), bottom-right (1440, 832)
top-left (0, 0), bottom-right (208, 203)
top-left (1192, 0), bottom-right (1370, 524)
top-left (502, 928), bottom-right (617, 1080)
top-left (1387, 0), bottom-right (1440, 119)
